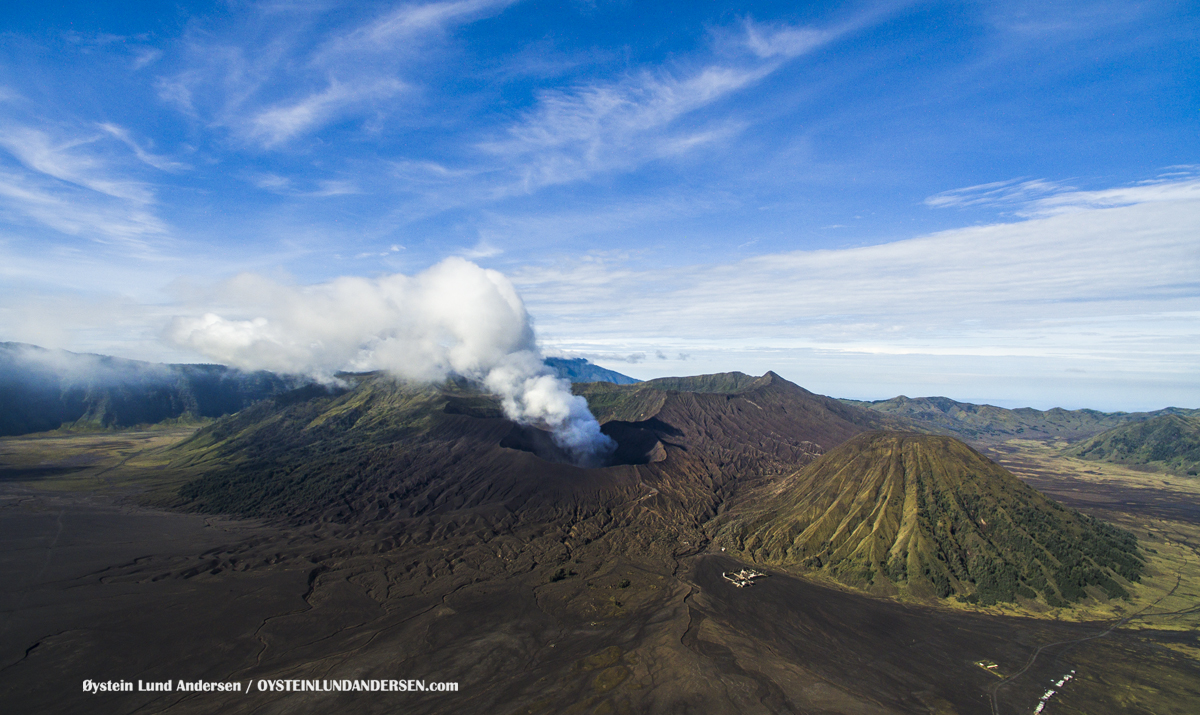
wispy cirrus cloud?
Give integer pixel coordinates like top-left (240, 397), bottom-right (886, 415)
top-left (476, 18), bottom-right (852, 194)
top-left (0, 170), bottom-right (168, 248)
top-left (743, 20), bottom-right (838, 58)
top-left (0, 126), bottom-right (154, 202)
top-left (0, 121), bottom-right (174, 249)
top-left (926, 172), bottom-right (1200, 217)
top-left (245, 78), bottom-right (407, 147)
top-left (480, 67), bottom-right (760, 192)
top-left (98, 123), bottom-right (190, 172)
top-left (251, 173), bottom-right (361, 197)
top-left (162, 0), bottom-right (518, 149)
top-left (316, 0), bottom-right (518, 58)
top-left (924, 178), bottom-right (1066, 210)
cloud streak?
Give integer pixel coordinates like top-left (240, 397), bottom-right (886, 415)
top-left (479, 18), bottom-right (848, 194)
top-left (925, 173), bottom-right (1200, 217)
top-left (246, 78), bottom-right (407, 147)
top-left (0, 121), bottom-right (174, 250)
top-left (162, 0), bottom-right (519, 148)
top-left (514, 177), bottom-right (1200, 363)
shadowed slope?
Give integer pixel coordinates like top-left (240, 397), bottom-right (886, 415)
top-left (169, 375), bottom-right (646, 528)
top-left (579, 372), bottom-right (893, 476)
top-left (0, 342), bottom-right (299, 435)
top-left (718, 432), bottom-right (1144, 606)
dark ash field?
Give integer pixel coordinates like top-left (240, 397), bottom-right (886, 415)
top-left (2, 375), bottom-right (1198, 714)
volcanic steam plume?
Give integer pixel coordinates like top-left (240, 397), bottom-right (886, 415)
top-left (168, 257), bottom-right (615, 466)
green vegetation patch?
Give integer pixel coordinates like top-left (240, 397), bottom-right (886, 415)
top-left (1068, 413), bottom-right (1200, 477)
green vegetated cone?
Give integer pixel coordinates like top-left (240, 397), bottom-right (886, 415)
top-left (719, 431), bottom-right (1143, 606)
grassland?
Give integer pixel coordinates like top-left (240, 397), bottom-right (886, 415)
top-left (0, 426), bottom-right (202, 496)
top-left (975, 438), bottom-right (1200, 631)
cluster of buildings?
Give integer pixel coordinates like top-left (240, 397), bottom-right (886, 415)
top-left (1032, 670), bottom-right (1075, 713)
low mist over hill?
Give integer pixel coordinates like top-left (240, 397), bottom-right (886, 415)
top-left (0, 342), bottom-right (302, 436)
top-left (716, 432), bottom-right (1143, 606)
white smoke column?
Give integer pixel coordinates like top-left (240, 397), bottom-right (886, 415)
top-left (168, 257), bottom-right (615, 465)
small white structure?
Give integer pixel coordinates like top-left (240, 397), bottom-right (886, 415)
top-left (722, 569), bottom-right (767, 588)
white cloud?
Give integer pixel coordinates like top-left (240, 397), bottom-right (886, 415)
top-left (743, 21), bottom-right (836, 58)
top-left (246, 78), bottom-right (406, 147)
top-left (513, 178), bottom-right (1200, 369)
top-left (924, 178), bottom-right (1065, 210)
top-left (458, 239), bottom-right (503, 259)
top-left (1022, 177), bottom-right (1200, 216)
top-left (474, 17), bottom-right (853, 195)
top-left (131, 48), bottom-right (163, 70)
top-left (98, 123), bottom-right (190, 172)
top-left (0, 122), bottom-right (174, 250)
top-left (0, 170), bottom-right (167, 249)
top-left (159, 0), bottom-right (517, 149)
top-left (319, 0), bottom-right (518, 55)
top-left (0, 126), bottom-right (153, 202)
top-left (480, 66), bottom-right (763, 192)
top-left (926, 174), bottom-right (1200, 217)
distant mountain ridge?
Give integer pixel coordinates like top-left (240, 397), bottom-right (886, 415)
top-left (842, 394), bottom-right (1196, 442)
top-left (1067, 413), bottom-right (1200, 477)
top-left (0, 342), bottom-right (302, 436)
top-left (543, 357), bottom-right (639, 384)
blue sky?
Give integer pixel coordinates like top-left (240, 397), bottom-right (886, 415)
top-left (0, 0), bottom-right (1197, 410)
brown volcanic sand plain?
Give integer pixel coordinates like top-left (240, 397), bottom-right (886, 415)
top-left (2, 425), bottom-right (1199, 713)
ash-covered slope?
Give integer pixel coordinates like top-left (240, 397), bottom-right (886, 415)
top-left (170, 375), bottom-right (644, 526)
top-left (169, 371), bottom-right (889, 533)
top-left (1068, 412), bottom-right (1200, 476)
top-left (717, 432), bottom-right (1143, 606)
top-left (578, 371), bottom-right (894, 482)
top-left (0, 342), bottom-right (299, 436)
top-left (841, 395), bottom-right (1157, 441)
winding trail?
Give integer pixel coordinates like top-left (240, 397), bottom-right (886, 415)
top-left (987, 573), bottom-right (1183, 715)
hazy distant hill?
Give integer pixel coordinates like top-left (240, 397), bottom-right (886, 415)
top-left (543, 357), bottom-right (639, 384)
top-left (1068, 413), bottom-right (1200, 476)
top-left (0, 342), bottom-right (301, 436)
top-left (717, 432), bottom-right (1143, 606)
top-left (841, 395), bottom-right (1175, 441)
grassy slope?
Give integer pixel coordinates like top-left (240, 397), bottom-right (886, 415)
top-left (841, 395), bottom-right (1198, 442)
top-left (717, 432), bottom-right (1143, 607)
top-left (1067, 413), bottom-right (1200, 476)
